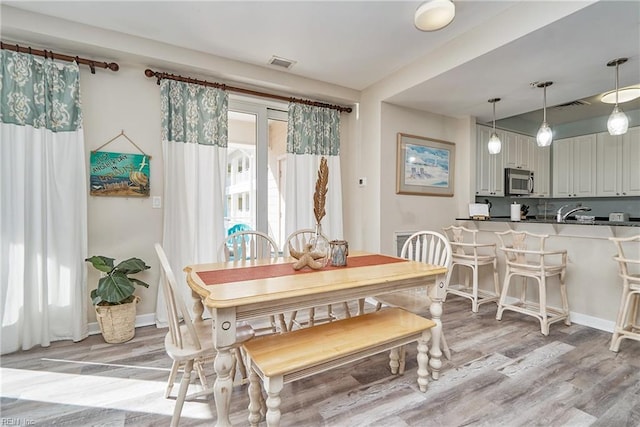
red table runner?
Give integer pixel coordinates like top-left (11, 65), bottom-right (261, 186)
top-left (197, 254), bottom-right (406, 286)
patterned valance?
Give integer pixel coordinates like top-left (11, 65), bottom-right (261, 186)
top-left (287, 103), bottom-right (340, 156)
top-left (0, 50), bottom-right (82, 132)
top-left (160, 79), bottom-right (228, 146)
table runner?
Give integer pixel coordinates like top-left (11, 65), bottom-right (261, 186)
top-left (197, 254), bottom-right (406, 286)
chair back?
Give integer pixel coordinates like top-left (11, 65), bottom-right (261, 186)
top-left (495, 230), bottom-right (565, 271)
top-left (220, 230), bottom-right (279, 261)
top-left (155, 243), bottom-right (201, 351)
top-left (284, 229), bottom-right (327, 257)
top-left (609, 235), bottom-right (640, 285)
top-left (442, 225), bottom-right (494, 261)
top-left (401, 230), bottom-right (452, 270)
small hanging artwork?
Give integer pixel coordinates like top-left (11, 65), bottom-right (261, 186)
top-left (89, 131), bottom-right (151, 197)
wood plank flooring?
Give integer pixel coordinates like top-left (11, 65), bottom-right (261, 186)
top-left (2, 297), bottom-right (639, 426)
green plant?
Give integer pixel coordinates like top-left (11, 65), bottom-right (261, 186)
top-left (85, 256), bottom-right (151, 305)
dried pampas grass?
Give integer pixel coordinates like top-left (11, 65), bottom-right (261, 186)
top-left (313, 157), bottom-right (329, 225)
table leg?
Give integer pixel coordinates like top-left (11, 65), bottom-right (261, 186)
top-left (212, 309), bottom-right (238, 427)
top-left (429, 298), bottom-right (443, 380)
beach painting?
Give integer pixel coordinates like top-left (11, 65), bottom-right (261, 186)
top-left (90, 151), bottom-right (150, 197)
top-left (396, 133), bottom-right (455, 197)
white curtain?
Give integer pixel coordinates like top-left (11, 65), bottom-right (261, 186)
top-left (285, 103), bottom-right (343, 240)
top-left (155, 80), bottom-right (228, 325)
top-left (1, 50), bottom-right (88, 354)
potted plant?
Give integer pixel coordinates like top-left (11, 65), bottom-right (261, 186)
top-left (85, 255), bottom-right (151, 343)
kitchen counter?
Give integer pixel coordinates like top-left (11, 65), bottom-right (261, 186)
top-left (457, 216), bottom-right (640, 227)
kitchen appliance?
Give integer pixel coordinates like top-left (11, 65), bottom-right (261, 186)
top-left (505, 168), bottom-right (534, 196)
top-left (609, 212), bottom-right (630, 222)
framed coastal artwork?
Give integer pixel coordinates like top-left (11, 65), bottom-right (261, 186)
top-left (89, 151), bottom-right (150, 197)
top-left (396, 133), bottom-right (455, 197)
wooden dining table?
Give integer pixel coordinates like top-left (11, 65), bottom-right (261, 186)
top-left (184, 251), bottom-right (448, 427)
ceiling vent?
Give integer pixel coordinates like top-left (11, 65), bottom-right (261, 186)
top-left (268, 56), bottom-right (296, 69)
top-left (553, 99), bottom-right (591, 109)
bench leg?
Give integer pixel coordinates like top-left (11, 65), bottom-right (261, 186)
top-left (248, 366), bottom-right (262, 427)
top-left (417, 330), bottom-right (431, 392)
top-left (429, 299), bottom-right (443, 380)
top-left (389, 347), bottom-right (400, 374)
top-left (264, 375), bottom-right (284, 427)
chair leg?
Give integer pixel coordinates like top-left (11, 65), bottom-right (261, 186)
top-left (235, 348), bottom-right (249, 384)
top-left (288, 310), bottom-right (298, 331)
top-left (441, 331), bottom-right (452, 360)
top-left (496, 272), bottom-right (512, 321)
top-left (171, 359), bottom-right (194, 427)
top-left (165, 360), bottom-right (180, 398)
top-left (471, 266), bottom-right (479, 313)
top-left (538, 276), bottom-right (549, 336)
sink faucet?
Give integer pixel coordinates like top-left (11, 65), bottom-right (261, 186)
top-left (557, 204), bottom-right (592, 223)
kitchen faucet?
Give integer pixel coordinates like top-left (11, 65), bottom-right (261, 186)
top-left (556, 204), bottom-right (592, 223)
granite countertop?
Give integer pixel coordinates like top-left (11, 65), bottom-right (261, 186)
top-left (457, 216), bottom-right (640, 227)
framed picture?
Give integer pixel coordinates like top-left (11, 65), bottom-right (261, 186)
top-left (396, 133), bottom-right (455, 197)
top-left (89, 151), bottom-right (150, 197)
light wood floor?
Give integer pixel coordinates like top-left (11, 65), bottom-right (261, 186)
top-left (2, 297), bottom-right (639, 426)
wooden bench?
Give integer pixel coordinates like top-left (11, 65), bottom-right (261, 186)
top-left (242, 307), bottom-right (436, 427)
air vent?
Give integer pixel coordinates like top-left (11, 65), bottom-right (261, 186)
top-left (268, 56), bottom-right (296, 69)
top-left (553, 100), bottom-right (591, 109)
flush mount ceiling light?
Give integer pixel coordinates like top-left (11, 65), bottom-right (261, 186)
top-left (487, 98), bottom-right (502, 154)
top-left (606, 58), bottom-right (629, 136)
top-left (536, 81), bottom-right (553, 147)
top-left (601, 86), bottom-right (640, 104)
top-left (414, 0), bottom-right (455, 32)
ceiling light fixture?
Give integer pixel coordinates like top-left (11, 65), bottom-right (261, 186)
top-left (606, 58), bottom-right (629, 136)
top-left (487, 98), bottom-right (501, 154)
top-left (601, 86), bottom-right (640, 104)
top-left (414, 0), bottom-right (455, 32)
top-left (536, 81), bottom-right (553, 147)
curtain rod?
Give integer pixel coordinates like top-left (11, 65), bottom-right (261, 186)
top-left (0, 41), bottom-right (119, 74)
top-left (144, 68), bottom-right (352, 113)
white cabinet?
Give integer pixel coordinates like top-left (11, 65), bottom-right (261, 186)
top-left (476, 126), bottom-right (504, 196)
top-left (552, 134), bottom-right (597, 197)
top-left (532, 146), bottom-right (551, 197)
top-left (504, 133), bottom-right (534, 170)
top-left (596, 127), bottom-right (640, 197)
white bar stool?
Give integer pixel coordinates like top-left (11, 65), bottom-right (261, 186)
top-left (442, 225), bottom-right (500, 313)
top-left (495, 230), bottom-right (570, 335)
top-left (609, 235), bottom-right (640, 352)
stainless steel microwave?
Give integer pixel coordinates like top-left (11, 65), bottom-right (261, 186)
top-left (505, 168), bottom-right (534, 196)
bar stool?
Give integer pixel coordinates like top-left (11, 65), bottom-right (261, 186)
top-left (609, 235), bottom-right (640, 352)
top-left (442, 225), bottom-right (500, 312)
top-left (495, 230), bottom-right (570, 335)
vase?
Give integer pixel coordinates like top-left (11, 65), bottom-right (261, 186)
top-left (310, 223), bottom-right (331, 268)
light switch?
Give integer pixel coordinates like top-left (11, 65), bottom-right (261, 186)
top-left (152, 196), bottom-right (162, 209)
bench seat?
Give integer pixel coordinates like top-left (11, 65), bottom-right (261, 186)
top-left (242, 307), bottom-right (436, 426)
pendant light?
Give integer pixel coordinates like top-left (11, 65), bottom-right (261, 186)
top-left (487, 98), bottom-right (501, 154)
top-left (607, 58), bottom-right (629, 136)
top-left (536, 81), bottom-right (553, 147)
top-left (414, 0), bottom-right (455, 32)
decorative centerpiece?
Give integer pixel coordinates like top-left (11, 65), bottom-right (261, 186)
top-left (289, 157), bottom-right (331, 270)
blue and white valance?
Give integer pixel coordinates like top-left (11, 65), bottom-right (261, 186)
top-left (0, 50), bottom-right (82, 132)
top-left (286, 103), bottom-right (340, 156)
top-left (160, 79), bottom-right (228, 146)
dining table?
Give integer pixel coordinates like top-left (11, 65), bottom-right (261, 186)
top-left (184, 251), bottom-right (448, 427)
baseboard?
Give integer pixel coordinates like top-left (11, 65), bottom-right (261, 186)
top-left (88, 312), bottom-right (158, 336)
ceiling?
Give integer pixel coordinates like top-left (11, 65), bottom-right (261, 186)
top-left (2, 1), bottom-right (639, 128)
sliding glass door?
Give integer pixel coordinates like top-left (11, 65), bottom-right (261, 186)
top-left (226, 99), bottom-right (288, 249)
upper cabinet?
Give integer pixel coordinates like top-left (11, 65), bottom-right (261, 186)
top-left (596, 127), bottom-right (640, 197)
top-left (504, 133), bottom-right (534, 171)
top-left (552, 134), bottom-right (597, 198)
top-left (532, 145), bottom-right (551, 198)
top-left (476, 126), bottom-right (504, 197)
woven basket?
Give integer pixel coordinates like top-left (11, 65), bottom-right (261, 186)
top-left (95, 296), bottom-right (140, 343)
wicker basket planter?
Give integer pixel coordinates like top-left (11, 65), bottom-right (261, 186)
top-left (95, 296), bottom-right (140, 343)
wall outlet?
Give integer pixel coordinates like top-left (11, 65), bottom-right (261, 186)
top-left (152, 196), bottom-right (162, 209)
top-left (358, 177), bottom-right (367, 187)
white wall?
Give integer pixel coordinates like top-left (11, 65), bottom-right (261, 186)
top-left (81, 63), bottom-right (163, 323)
top-left (378, 103), bottom-right (473, 255)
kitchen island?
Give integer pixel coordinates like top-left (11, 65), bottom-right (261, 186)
top-left (454, 217), bottom-right (639, 333)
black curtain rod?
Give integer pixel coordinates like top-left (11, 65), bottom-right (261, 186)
top-left (1, 41), bottom-right (119, 74)
top-left (144, 68), bottom-right (352, 113)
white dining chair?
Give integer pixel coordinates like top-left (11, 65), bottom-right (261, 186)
top-left (374, 230), bottom-right (453, 373)
top-left (218, 231), bottom-right (286, 334)
top-left (284, 229), bottom-right (351, 330)
top-left (155, 243), bottom-right (254, 427)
